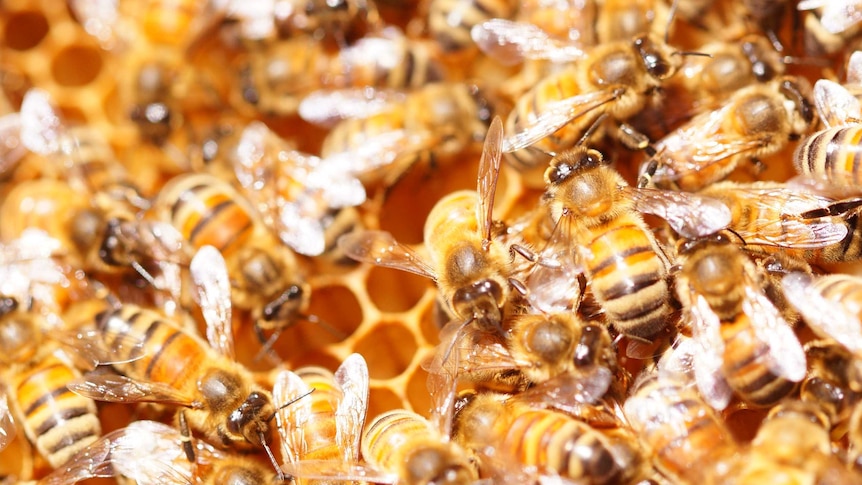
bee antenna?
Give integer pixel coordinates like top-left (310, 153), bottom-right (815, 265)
top-left (267, 389), bottom-right (315, 423)
top-left (674, 51), bottom-right (713, 59)
top-left (577, 112), bottom-right (608, 147)
top-left (665, 0), bottom-right (679, 44)
top-left (260, 431), bottom-right (288, 481)
top-left (303, 313), bottom-right (347, 341)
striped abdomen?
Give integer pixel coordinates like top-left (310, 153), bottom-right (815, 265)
top-left (97, 305), bottom-right (208, 391)
top-left (721, 315), bottom-right (797, 407)
top-left (794, 125), bottom-right (862, 188)
top-left (12, 353), bottom-right (101, 469)
top-left (502, 408), bottom-right (625, 484)
top-left (583, 214), bottom-right (671, 339)
top-left (295, 366), bottom-right (341, 461)
top-left (156, 173), bottom-right (255, 257)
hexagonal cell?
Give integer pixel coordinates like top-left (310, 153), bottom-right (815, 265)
top-left (52, 44), bottom-right (103, 86)
top-left (4, 11), bottom-right (49, 51)
top-left (353, 321), bottom-right (417, 380)
top-left (405, 364), bottom-right (432, 418)
top-left (269, 284), bottom-right (363, 362)
top-left (286, 350), bottom-right (344, 372)
top-left (366, 265), bottom-right (431, 313)
top-left (367, 386), bottom-right (405, 421)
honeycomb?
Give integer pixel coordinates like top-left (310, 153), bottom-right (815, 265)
top-left (2, 0), bottom-right (862, 483)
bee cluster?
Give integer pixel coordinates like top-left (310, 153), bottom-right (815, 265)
top-left (5, 0), bottom-right (862, 483)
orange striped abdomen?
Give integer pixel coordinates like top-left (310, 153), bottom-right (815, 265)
top-left (296, 366), bottom-right (341, 461)
top-left (794, 125), bottom-right (862, 188)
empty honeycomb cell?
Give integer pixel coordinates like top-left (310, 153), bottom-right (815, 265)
top-left (366, 265), bottom-right (431, 313)
top-left (353, 322), bottom-right (417, 379)
top-left (404, 364), bottom-right (433, 418)
top-left (285, 349), bottom-right (344, 372)
top-left (51, 44), bottom-right (103, 87)
top-left (3, 10), bottom-right (49, 51)
top-left (366, 386), bottom-right (405, 419)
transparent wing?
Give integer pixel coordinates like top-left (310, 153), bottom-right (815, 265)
top-left (190, 245), bottom-right (234, 360)
top-left (323, 129), bottom-right (436, 177)
top-left (425, 318), bottom-right (473, 439)
top-left (628, 188), bottom-right (731, 238)
top-left (814, 79), bottom-right (862, 128)
top-left (848, 50), bottom-right (862, 86)
top-left (67, 373), bottom-right (198, 407)
top-left (781, 272), bottom-right (862, 356)
top-left (471, 19), bottom-right (586, 65)
top-left (0, 113), bottom-right (25, 175)
top-left (334, 353), bottom-right (369, 462)
top-left (298, 88), bottom-right (405, 127)
top-left (19, 88), bottom-right (64, 156)
top-left (477, 116), bottom-right (504, 246)
top-left (502, 89), bottom-right (620, 153)
top-left (516, 367), bottom-right (613, 413)
top-left (55, 325), bottom-right (149, 371)
top-left (337, 230), bottom-right (437, 280)
top-left (742, 284), bottom-right (806, 382)
top-left (273, 369), bottom-right (312, 465)
top-left (0, 393), bottom-right (15, 453)
top-left (281, 460), bottom-right (397, 483)
top-left (817, 0), bottom-right (862, 35)
top-left (68, 0), bottom-right (125, 50)
top-left (688, 294), bottom-right (732, 410)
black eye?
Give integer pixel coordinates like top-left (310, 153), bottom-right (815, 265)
top-left (546, 162), bottom-right (574, 185)
top-left (635, 36), bottom-right (670, 79)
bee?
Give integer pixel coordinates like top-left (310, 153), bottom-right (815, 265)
top-left (541, 146), bottom-right (731, 342)
top-left (303, 81), bottom-right (492, 191)
top-left (623, 339), bottom-right (739, 484)
top-left (797, 0), bottom-right (862, 55)
top-left (338, 116), bottom-right (510, 353)
top-left (426, 0), bottom-right (517, 53)
top-left (595, 0), bottom-right (670, 44)
top-left (674, 236), bottom-right (806, 410)
top-left (515, 0), bottom-right (596, 45)
top-left (66, 247), bottom-right (280, 464)
top-left (472, 20), bottom-right (688, 176)
top-left (361, 409), bottom-right (478, 485)
top-left (238, 26), bottom-right (445, 117)
top-left (799, 340), bottom-right (862, 438)
top-left (697, 181), bottom-right (862, 264)
top-left (152, 172), bottom-right (311, 350)
top-left (638, 76), bottom-right (816, 191)
top-left (794, 75), bottom-right (862, 189)
top-left (454, 391), bottom-right (646, 484)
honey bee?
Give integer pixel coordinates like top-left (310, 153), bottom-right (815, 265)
top-left (799, 340), bottom-right (862, 436)
top-left (303, 82), bottom-right (491, 192)
top-left (799, 1), bottom-right (862, 56)
top-left (426, 0), bottom-right (517, 53)
top-left (66, 247), bottom-right (280, 463)
top-left (624, 339), bottom-right (737, 484)
top-left (0, 298), bottom-right (102, 470)
top-left (338, 116), bottom-right (510, 348)
top-left (697, 181), bottom-right (862, 264)
top-left (674, 236), bottom-right (806, 410)
top-left (454, 391), bottom-right (646, 484)
top-left (638, 76), bottom-right (815, 191)
top-left (362, 409), bottom-right (478, 485)
top-left (227, 121), bottom-right (366, 256)
top-left (595, 0), bottom-right (670, 43)
top-left (794, 76), bottom-right (862, 189)
top-left (472, 20), bottom-right (688, 175)
top-left (152, 172), bottom-right (311, 349)
top-left (515, 0), bottom-right (596, 45)
top-left (541, 146), bottom-right (731, 342)
top-left (238, 26), bottom-right (445, 117)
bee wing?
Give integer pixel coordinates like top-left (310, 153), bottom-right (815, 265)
top-left (298, 88), bottom-right (405, 127)
top-left (190, 245), bottom-right (234, 360)
top-left (273, 369), bottom-right (313, 465)
top-left (323, 129), bottom-right (436, 176)
top-left (67, 0), bottom-right (127, 51)
top-left (425, 318), bottom-right (474, 438)
top-left (477, 116), bottom-right (504, 246)
top-left (781, 272), bottom-right (862, 356)
top-left (334, 353), bottom-right (370, 462)
top-left (281, 460), bottom-right (397, 483)
top-left (471, 19), bottom-right (586, 64)
top-left (67, 372), bottom-right (199, 407)
top-left (337, 230), bottom-right (437, 280)
top-left (0, 229), bottom-right (69, 304)
top-left (813, 79), bottom-right (862, 128)
top-left (627, 187), bottom-right (731, 238)
top-left (55, 323), bottom-right (151, 370)
top-left (502, 89), bottom-right (621, 153)
top-left (0, 113), bottom-right (25, 175)
top-left (806, 0), bottom-right (862, 34)
top-left (848, 51), bottom-right (862, 86)
top-left (688, 294), bottom-right (732, 410)
top-left (517, 367), bottom-right (613, 413)
top-left (742, 284), bottom-right (806, 382)
top-left (224, 0), bottom-right (277, 40)
top-left (19, 88), bottom-right (65, 156)
top-left (0, 393), bottom-right (15, 453)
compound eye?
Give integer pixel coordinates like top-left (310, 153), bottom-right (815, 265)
top-left (546, 162), bottom-right (574, 185)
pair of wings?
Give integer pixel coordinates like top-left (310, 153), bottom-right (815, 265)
top-left (67, 245), bottom-right (238, 408)
top-left (797, 0), bottom-right (862, 36)
top-left (233, 121), bottom-right (366, 256)
top-left (337, 116), bottom-right (506, 278)
top-left (682, 269), bottom-right (806, 410)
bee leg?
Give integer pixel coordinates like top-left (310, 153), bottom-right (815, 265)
top-left (178, 411), bottom-right (197, 468)
top-left (616, 122), bottom-right (651, 151)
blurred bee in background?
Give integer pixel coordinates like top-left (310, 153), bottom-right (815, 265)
top-left (454, 389), bottom-right (647, 484)
top-left (738, 0), bottom-right (793, 51)
top-left (152, 172), bottom-right (313, 353)
top-left (301, 81), bottom-right (492, 195)
top-left (67, 247), bottom-right (282, 472)
top-left (0, 111), bottom-right (24, 177)
top-left (424, 0), bottom-right (517, 54)
top-left (672, 236), bottom-right (806, 410)
top-left (237, 26), bottom-right (446, 117)
top-left (638, 76), bottom-right (815, 192)
top-left (540, 145), bottom-right (730, 345)
top-left (797, 0), bottom-right (862, 57)
top-left (798, 340), bottom-right (862, 441)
